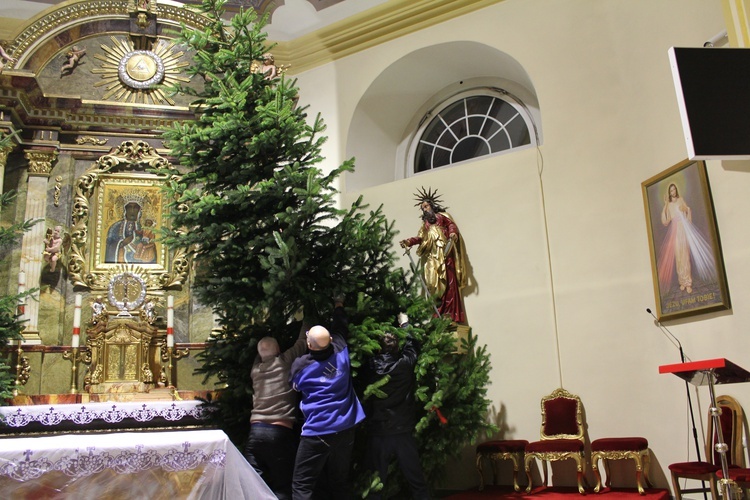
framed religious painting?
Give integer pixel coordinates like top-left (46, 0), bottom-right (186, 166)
top-left (68, 140), bottom-right (189, 291)
top-left (641, 159), bottom-right (730, 320)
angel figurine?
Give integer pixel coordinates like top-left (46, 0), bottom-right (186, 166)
top-left (140, 296), bottom-right (158, 325)
top-left (0, 44), bottom-right (16, 74)
top-left (91, 295), bottom-right (109, 325)
top-left (43, 226), bottom-right (63, 272)
top-left (60, 46), bottom-right (86, 76)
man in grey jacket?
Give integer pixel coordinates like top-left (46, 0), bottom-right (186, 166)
top-left (245, 325), bottom-right (307, 500)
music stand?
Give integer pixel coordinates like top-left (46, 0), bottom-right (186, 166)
top-left (660, 358), bottom-right (750, 500)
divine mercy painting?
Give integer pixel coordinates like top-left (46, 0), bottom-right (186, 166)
top-left (641, 159), bottom-right (730, 320)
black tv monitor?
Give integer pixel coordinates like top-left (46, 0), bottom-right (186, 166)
top-left (668, 47), bottom-right (750, 159)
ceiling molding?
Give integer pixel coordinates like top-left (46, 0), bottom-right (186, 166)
top-left (273, 0), bottom-right (505, 74)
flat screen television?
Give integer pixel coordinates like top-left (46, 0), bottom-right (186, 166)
top-left (668, 47), bottom-right (750, 159)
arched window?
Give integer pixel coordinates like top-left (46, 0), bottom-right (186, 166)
top-left (411, 88), bottom-right (536, 174)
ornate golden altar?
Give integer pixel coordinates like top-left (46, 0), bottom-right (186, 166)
top-left (83, 310), bottom-right (166, 394)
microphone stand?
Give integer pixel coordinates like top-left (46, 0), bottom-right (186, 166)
top-left (648, 308), bottom-right (707, 500)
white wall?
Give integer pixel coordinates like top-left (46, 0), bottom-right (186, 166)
top-left (295, 0), bottom-right (750, 492)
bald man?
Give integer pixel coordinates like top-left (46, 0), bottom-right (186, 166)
top-left (289, 299), bottom-right (365, 499)
top-left (245, 325), bottom-right (307, 500)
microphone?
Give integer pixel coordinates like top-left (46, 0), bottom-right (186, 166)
top-left (647, 310), bottom-right (704, 469)
top-left (646, 307), bottom-right (690, 362)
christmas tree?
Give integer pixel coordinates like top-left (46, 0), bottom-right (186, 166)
top-left (160, 0), bottom-right (494, 495)
top-left (0, 130), bottom-right (37, 403)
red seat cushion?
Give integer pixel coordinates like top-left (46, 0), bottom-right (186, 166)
top-left (526, 439), bottom-right (584, 453)
top-left (715, 466), bottom-right (747, 481)
top-left (668, 461), bottom-right (721, 475)
top-left (592, 437), bottom-right (648, 452)
top-left (477, 440), bottom-right (529, 453)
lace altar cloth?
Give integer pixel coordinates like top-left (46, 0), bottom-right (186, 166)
top-left (0, 428), bottom-right (275, 499)
top-left (0, 400), bottom-right (211, 435)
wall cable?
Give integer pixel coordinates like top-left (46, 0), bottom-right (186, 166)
top-left (534, 145), bottom-right (564, 387)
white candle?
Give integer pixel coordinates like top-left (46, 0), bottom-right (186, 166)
top-left (72, 293), bottom-right (82, 348)
top-left (17, 271), bottom-right (26, 319)
top-left (167, 295), bottom-right (174, 347)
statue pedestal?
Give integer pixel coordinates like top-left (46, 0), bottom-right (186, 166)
top-left (450, 323), bottom-right (471, 354)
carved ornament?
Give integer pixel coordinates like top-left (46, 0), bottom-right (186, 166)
top-left (24, 150), bottom-right (58, 176)
top-left (76, 136), bottom-right (109, 146)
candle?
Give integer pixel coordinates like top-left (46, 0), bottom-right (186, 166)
top-left (17, 271), bottom-right (26, 318)
top-left (167, 295), bottom-right (174, 347)
top-left (72, 293), bottom-right (82, 348)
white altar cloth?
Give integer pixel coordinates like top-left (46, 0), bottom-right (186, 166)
top-left (0, 429), bottom-right (275, 499)
top-left (0, 400), bottom-right (211, 433)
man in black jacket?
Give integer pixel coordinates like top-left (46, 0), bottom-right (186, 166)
top-left (365, 314), bottom-right (430, 500)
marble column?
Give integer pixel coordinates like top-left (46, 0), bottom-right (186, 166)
top-left (19, 149), bottom-right (58, 344)
top-left (0, 144), bottom-right (14, 194)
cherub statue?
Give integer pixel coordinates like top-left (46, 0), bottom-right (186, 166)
top-left (91, 295), bottom-right (109, 325)
top-left (60, 46), bottom-right (86, 77)
top-left (260, 53), bottom-right (278, 80)
top-left (43, 226), bottom-right (63, 272)
top-left (251, 53), bottom-right (288, 81)
top-left (0, 44), bottom-right (17, 74)
top-left (140, 296), bottom-right (157, 325)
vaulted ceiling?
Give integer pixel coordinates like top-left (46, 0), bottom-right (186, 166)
top-left (0, 0), bottom-right (390, 41)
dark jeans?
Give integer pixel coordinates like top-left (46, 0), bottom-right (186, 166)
top-left (368, 432), bottom-right (430, 500)
top-left (244, 423), bottom-right (298, 500)
top-left (292, 427), bottom-right (356, 500)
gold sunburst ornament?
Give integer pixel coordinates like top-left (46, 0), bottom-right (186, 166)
top-left (92, 36), bottom-right (190, 105)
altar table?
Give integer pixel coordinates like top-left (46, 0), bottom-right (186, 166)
top-left (0, 428), bottom-right (275, 499)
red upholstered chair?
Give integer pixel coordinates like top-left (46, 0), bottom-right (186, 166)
top-left (716, 467), bottom-right (750, 499)
top-left (716, 468), bottom-right (750, 498)
top-left (591, 436), bottom-right (652, 494)
top-left (476, 439), bottom-right (529, 491)
top-left (524, 388), bottom-right (587, 494)
top-left (669, 394), bottom-right (745, 500)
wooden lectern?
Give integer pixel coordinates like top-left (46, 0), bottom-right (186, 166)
top-left (660, 358), bottom-right (750, 500)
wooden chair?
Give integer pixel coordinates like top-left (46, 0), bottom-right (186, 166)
top-left (591, 436), bottom-right (652, 494)
top-left (476, 439), bottom-right (529, 491)
top-left (668, 394), bottom-right (745, 500)
top-left (524, 388), bottom-right (587, 494)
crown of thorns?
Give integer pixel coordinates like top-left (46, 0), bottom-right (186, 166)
top-left (413, 187), bottom-right (443, 207)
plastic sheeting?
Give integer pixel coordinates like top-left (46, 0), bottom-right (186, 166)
top-left (0, 429), bottom-right (276, 499)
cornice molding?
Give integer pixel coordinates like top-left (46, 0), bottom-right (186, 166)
top-left (274, 0), bottom-right (505, 74)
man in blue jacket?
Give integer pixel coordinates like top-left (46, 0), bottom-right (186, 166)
top-left (290, 298), bottom-right (365, 499)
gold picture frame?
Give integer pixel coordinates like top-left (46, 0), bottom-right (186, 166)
top-left (641, 159), bottom-right (730, 320)
top-left (68, 140), bottom-right (188, 291)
